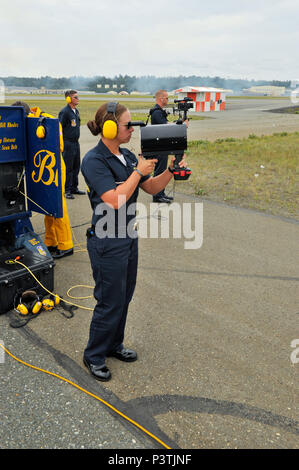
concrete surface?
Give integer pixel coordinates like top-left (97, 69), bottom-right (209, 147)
top-left (0, 98), bottom-right (298, 450)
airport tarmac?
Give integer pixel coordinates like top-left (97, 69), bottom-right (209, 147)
top-left (186, 97), bottom-right (299, 141)
top-left (0, 98), bottom-right (298, 450)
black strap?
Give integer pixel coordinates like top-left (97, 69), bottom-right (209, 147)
top-left (106, 102), bottom-right (118, 114)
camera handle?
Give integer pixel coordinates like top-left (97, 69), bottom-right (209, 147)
top-left (172, 152), bottom-right (191, 181)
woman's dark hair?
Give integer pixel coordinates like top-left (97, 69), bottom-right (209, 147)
top-left (87, 102), bottom-right (127, 136)
top-left (11, 101), bottom-right (31, 115)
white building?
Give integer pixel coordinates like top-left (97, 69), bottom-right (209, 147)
top-left (243, 86), bottom-right (285, 96)
top-left (175, 86), bottom-right (227, 112)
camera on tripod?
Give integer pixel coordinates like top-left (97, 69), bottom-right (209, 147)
top-left (173, 97), bottom-right (194, 124)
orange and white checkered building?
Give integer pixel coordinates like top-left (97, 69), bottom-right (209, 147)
top-left (175, 86), bottom-right (227, 112)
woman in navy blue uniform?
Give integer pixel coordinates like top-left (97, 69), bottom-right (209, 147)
top-left (81, 102), bottom-right (186, 381)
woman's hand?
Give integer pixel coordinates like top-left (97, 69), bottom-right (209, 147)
top-left (169, 153), bottom-right (188, 170)
top-left (137, 155), bottom-right (158, 176)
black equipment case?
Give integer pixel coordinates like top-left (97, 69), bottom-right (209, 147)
top-left (0, 106), bottom-right (62, 315)
top-left (0, 247), bottom-right (54, 314)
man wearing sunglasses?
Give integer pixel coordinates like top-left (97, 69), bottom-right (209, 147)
top-left (59, 90), bottom-right (85, 199)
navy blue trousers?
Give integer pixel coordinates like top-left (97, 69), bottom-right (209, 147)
top-left (84, 235), bottom-right (138, 365)
top-left (63, 141), bottom-right (80, 193)
top-left (153, 155), bottom-right (168, 198)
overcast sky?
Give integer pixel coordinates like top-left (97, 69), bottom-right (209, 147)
top-left (1, 0), bottom-right (299, 80)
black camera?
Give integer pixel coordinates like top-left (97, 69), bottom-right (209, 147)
top-left (140, 123), bottom-right (187, 158)
top-left (126, 97), bottom-right (194, 181)
top-left (173, 97), bottom-right (194, 123)
top-left (174, 96), bottom-right (194, 111)
top-left (139, 123), bottom-right (191, 181)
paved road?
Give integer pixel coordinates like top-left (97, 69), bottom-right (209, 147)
top-left (6, 94), bottom-right (299, 140)
top-left (0, 102), bottom-right (298, 450)
top-left (185, 97), bottom-right (299, 141)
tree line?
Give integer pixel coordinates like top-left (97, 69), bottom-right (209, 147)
top-left (1, 75), bottom-right (291, 94)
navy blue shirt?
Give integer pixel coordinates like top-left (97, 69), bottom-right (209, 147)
top-left (58, 105), bottom-right (80, 142)
top-left (150, 104), bottom-right (168, 125)
top-left (81, 140), bottom-right (150, 236)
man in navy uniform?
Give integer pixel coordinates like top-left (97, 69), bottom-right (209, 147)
top-left (59, 90), bottom-right (85, 199)
top-left (150, 89), bottom-right (173, 204)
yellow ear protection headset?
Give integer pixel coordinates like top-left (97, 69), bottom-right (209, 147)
top-left (41, 294), bottom-right (60, 311)
top-left (65, 90), bottom-right (77, 104)
top-left (15, 290), bottom-right (43, 316)
top-left (36, 116), bottom-right (46, 139)
top-left (102, 102), bottom-right (118, 139)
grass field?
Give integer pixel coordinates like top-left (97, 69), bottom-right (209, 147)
top-left (4, 97), bottom-right (205, 124)
top-left (4, 97), bottom-right (153, 123)
top-left (177, 132), bottom-right (299, 220)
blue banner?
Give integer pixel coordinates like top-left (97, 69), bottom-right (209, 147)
top-left (25, 117), bottom-right (63, 218)
top-left (0, 106), bottom-right (27, 163)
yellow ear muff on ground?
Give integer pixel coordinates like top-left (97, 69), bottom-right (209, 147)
top-left (102, 120), bottom-right (117, 139)
top-left (66, 96), bottom-right (72, 104)
top-left (32, 300), bottom-right (43, 314)
top-left (42, 298), bottom-right (55, 311)
top-left (16, 290), bottom-right (42, 315)
top-left (16, 303), bottom-right (30, 315)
